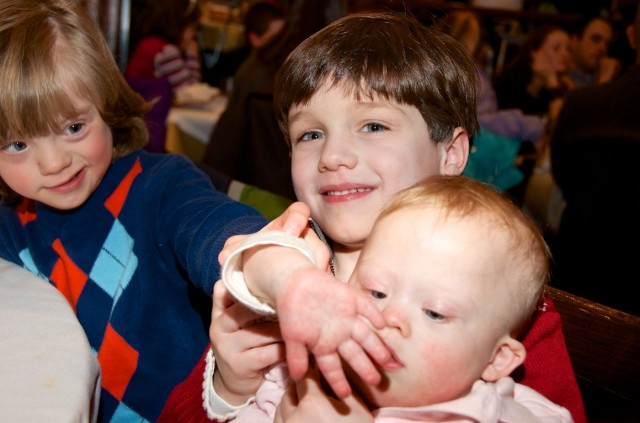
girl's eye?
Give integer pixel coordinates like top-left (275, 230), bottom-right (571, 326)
top-left (2, 140), bottom-right (27, 154)
top-left (362, 122), bottom-right (388, 133)
top-left (64, 122), bottom-right (84, 135)
top-left (298, 130), bottom-right (324, 142)
top-left (423, 309), bottom-right (444, 321)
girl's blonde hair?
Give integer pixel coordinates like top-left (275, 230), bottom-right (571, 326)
top-left (0, 0), bottom-right (150, 202)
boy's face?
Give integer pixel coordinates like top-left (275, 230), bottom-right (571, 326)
top-left (0, 96), bottom-right (113, 210)
top-left (347, 207), bottom-right (514, 408)
top-left (289, 82), bottom-right (461, 250)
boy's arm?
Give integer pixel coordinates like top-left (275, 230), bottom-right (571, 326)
top-left (222, 230), bottom-right (392, 398)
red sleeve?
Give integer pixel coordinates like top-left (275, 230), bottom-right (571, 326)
top-left (158, 347), bottom-right (216, 423)
top-left (514, 294), bottom-right (587, 423)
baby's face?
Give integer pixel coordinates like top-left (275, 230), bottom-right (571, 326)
top-left (288, 81), bottom-right (450, 250)
top-left (347, 207), bottom-right (513, 408)
top-left (0, 94), bottom-right (113, 210)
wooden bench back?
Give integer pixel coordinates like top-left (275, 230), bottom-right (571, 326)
top-left (545, 285), bottom-right (640, 400)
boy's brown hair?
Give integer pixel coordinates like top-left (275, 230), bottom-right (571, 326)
top-left (0, 0), bottom-right (149, 202)
top-left (274, 11), bottom-right (479, 148)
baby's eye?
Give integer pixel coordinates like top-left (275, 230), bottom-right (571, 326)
top-left (362, 122), bottom-right (388, 133)
top-left (2, 140), bottom-right (27, 154)
top-left (64, 122), bottom-right (85, 136)
top-left (297, 130), bottom-right (324, 142)
top-left (369, 289), bottom-right (386, 300)
top-left (423, 309), bottom-right (444, 321)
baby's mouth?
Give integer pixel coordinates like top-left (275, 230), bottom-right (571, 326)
top-left (380, 343), bottom-right (404, 370)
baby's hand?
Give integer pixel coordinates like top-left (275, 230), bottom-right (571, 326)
top-left (275, 268), bottom-right (392, 398)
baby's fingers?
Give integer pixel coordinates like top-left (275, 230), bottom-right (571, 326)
top-left (314, 353), bottom-right (352, 398)
top-left (352, 318), bottom-right (392, 368)
top-left (285, 341), bottom-right (310, 380)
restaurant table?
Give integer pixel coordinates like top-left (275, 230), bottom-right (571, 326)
top-left (0, 257), bottom-right (101, 422)
top-left (165, 94), bottom-right (228, 162)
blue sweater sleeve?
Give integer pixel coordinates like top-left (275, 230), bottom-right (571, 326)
top-left (139, 153), bottom-right (268, 294)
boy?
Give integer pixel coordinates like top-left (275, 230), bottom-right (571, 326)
top-left (216, 175), bottom-right (573, 422)
top-left (161, 12), bottom-right (585, 422)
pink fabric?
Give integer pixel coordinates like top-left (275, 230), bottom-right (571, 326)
top-left (236, 365), bottom-right (571, 422)
top-left (158, 296), bottom-right (587, 422)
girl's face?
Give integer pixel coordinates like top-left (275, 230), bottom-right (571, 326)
top-left (537, 29), bottom-right (571, 73)
top-left (288, 82), bottom-right (466, 253)
top-left (0, 95), bottom-right (113, 210)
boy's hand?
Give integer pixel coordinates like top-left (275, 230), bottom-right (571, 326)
top-left (275, 367), bottom-right (374, 423)
top-left (210, 282), bottom-right (285, 403)
top-left (275, 268), bottom-right (392, 398)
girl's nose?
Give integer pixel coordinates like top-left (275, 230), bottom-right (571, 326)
top-left (318, 134), bottom-right (357, 172)
top-left (37, 143), bottom-right (72, 175)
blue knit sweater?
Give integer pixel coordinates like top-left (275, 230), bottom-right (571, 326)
top-left (0, 151), bottom-right (267, 422)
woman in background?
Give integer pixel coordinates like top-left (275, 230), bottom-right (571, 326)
top-left (126, 0), bottom-right (201, 92)
top-left (495, 25), bottom-right (573, 117)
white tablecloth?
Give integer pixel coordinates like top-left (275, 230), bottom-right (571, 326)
top-left (0, 258), bottom-right (101, 422)
top-left (167, 94), bottom-right (228, 144)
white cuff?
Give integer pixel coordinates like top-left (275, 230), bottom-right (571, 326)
top-left (222, 231), bottom-right (317, 314)
top-left (203, 348), bottom-right (254, 421)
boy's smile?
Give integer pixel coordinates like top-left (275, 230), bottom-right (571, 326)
top-left (289, 81), bottom-right (451, 252)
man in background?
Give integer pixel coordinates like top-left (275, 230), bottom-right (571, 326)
top-left (550, 6), bottom-right (640, 317)
top-left (566, 16), bottom-right (620, 87)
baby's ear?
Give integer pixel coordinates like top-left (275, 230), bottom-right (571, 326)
top-left (481, 337), bottom-right (526, 382)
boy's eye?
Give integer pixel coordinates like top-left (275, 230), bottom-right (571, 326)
top-left (64, 122), bottom-right (84, 135)
top-left (2, 140), bottom-right (27, 154)
top-left (423, 309), bottom-right (444, 321)
top-left (362, 122), bottom-right (387, 133)
top-left (298, 130), bottom-right (324, 142)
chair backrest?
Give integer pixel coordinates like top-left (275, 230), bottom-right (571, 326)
top-left (544, 285), bottom-right (640, 401)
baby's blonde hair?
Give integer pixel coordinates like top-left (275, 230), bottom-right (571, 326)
top-left (379, 175), bottom-right (550, 337)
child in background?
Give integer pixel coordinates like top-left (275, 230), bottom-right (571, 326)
top-left (126, 0), bottom-right (202, 92)
top-left (160, 12), bottom-right (586, 423)
top-left (217, 175), bottom-right (573, 422)
top-left (0, 0), bottom-right (273, 420)
top-left (243, 1), bottom-right (286, 50)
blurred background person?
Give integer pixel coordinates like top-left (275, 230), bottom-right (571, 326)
top-left (126, 0), bottom-right (202, 93)
top-left (435, 9), bottom-right (548, 203)
top-left (549, 4), bottom-right (640, 317)
top-left (566, 15), bottom-right (620, 88)
top-left (200, 0), bottom-right (348, 201)
top-left (495, 25), bottom-right (572, 117)
top-left (201, 0), bottom-right (286, 90)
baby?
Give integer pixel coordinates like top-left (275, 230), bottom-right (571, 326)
top-left (219, 175), bottom-right (572, 422)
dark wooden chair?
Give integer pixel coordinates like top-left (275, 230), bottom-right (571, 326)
top-left (545, 286), bottom-right (640, 421)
